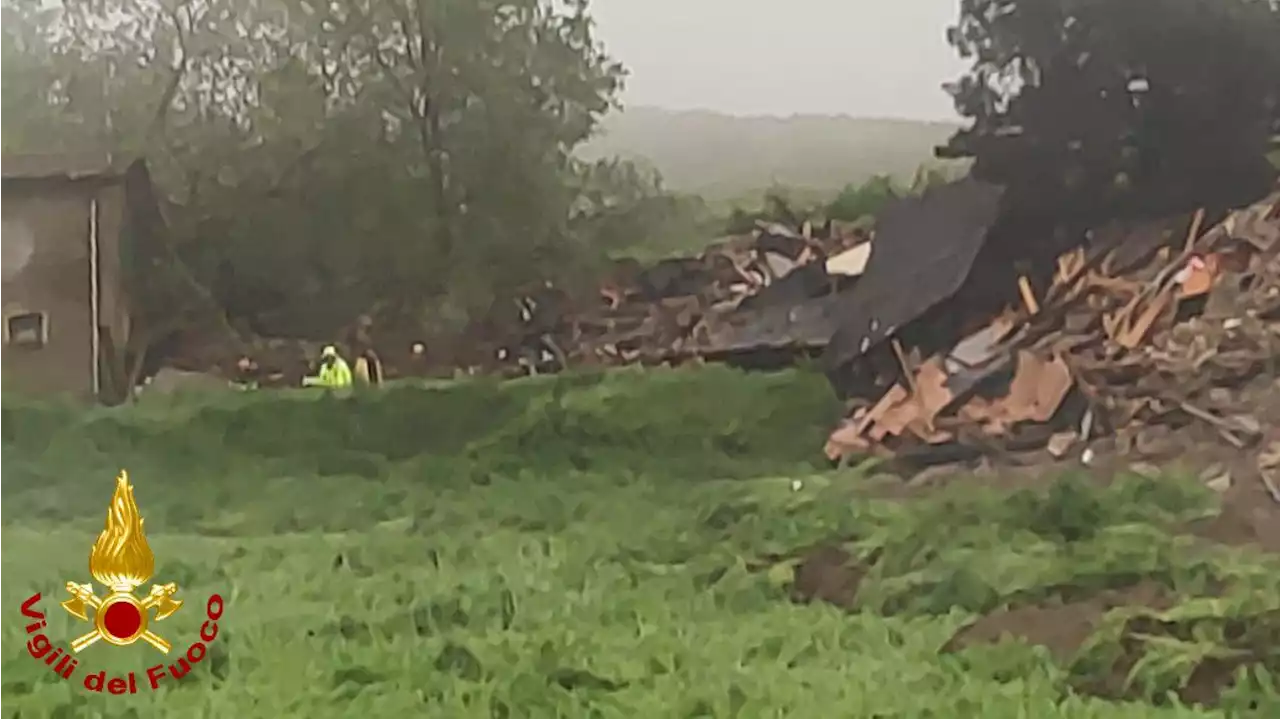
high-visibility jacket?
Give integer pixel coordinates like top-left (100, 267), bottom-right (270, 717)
top-left (304, 356), bottom-right (353, 388)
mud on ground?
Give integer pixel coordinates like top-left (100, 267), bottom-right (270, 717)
top-left (939, 582), bottom-right (1174, 663)
top-left (784, 381), bottom-right (1280, 709)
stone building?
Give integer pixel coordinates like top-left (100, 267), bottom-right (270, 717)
top-left (2, 154), bottom-right (163, 403)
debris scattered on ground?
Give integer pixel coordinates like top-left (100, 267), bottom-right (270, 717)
top-left (568, 219), bottom-right (870, 367)
top-left (822, 177), bottom-right (1006, 375)
top-left (150, 216), bottom-right (874, 385)
top-left (824, 190), bottom-right (1280, 494)
top-left (143, 178), bottom-right (1280, 501)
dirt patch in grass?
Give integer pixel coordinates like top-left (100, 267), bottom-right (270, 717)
top-left (941, 581), bottom-right (1279, 710)
top-left (1187, 472), bottom-right (1280, 553)
top-left (940, 581), bottom-right (1173, 662)
top-left (1068, 609), bottom-right (1280, 710)
top-left (788, 544), bottom-right (879, 609)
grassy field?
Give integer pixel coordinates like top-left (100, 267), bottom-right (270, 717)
top-left (2, 366), bottom-right (1278, 717)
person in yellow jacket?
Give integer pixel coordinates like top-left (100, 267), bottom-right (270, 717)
top-left (303, 345), bottom-right (353, 388)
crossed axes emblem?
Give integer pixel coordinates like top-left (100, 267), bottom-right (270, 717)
top-left (61, 581), bottom-right (183, 654)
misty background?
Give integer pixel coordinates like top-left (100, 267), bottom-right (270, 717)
top-left (0, 0), bottom-right (973, 337)
top-left (591, 0), bottom-right (966, 120)
top-left (581, 0), bottom-right (967, 198)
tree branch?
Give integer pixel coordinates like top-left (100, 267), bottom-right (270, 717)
top-left (142, 4), bottom-right (193, 147)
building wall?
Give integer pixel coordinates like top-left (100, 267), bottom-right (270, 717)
top-left (2, 187), bottom-right (112, 399)
top-left (95, 182), bottom-right (131, 383)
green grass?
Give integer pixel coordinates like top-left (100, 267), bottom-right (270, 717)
top-left (2, 366), bottom-right (1278, 717)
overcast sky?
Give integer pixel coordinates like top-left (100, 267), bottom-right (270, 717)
top-left (590, 0), bottom-right (968, 121)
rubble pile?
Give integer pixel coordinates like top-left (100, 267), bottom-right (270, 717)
top-left (152, 218), bottom-right (876, 386)
top-left (143, 175), bottom-right (1280, 493)
top-left (564, 220), bottom-right (872, 366)
top-left (825, 191), bottom-right (1280, 479)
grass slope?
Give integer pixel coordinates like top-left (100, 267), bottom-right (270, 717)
top-left (2, 366), bottom-right (1277, 717)
top-left (578, 106), bottom-right (961, 200)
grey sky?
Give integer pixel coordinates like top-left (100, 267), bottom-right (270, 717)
top-left (590, 0), bottom-right (968, 121)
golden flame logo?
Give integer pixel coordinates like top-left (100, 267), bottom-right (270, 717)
top-left (89, 473), bottom-right (155, 592)
top-left (61, 471), bottom-right (183, 654)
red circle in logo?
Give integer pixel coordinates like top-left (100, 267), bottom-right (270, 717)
top-left (102, 601), bottom-right (143, 639)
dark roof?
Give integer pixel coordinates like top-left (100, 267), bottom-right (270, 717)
top-left (823, 177), bottom-right (1006, 370)
top-left (1, 152), bottom-right (131, 181)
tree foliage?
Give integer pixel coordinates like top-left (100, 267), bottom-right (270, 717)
top-left (722, 167), bottom-right (955, 235)
top-left (940, 0), bottom-right (1280, 220)
top-left (1, 0), bottom-right (674, 337)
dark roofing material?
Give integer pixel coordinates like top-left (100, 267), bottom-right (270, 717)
top-left (823, 177), bottom-right (1006, 370)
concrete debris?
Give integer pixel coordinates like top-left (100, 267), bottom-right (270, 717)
top-left (824, 190), bottom-right (1280, 475)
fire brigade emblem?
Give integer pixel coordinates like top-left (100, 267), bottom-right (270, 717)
top-left (60, 471), bottom-right (183, 654)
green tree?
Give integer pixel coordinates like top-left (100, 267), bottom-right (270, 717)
top-left (939, 0), bottom-right (1280, 219)
top-left (826, 175), bottom-right (901, 222)
top-left (566, 158), bottom-right (714, 263)
top-left (2, 0), bottom-right (647, 339)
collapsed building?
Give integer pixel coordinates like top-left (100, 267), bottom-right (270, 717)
top-left (140, 157), bottom-right (1278, 493)
top-left (823, 190), bottom-right (1280, 473)
top-left (475, 216), bottom-right (873, 376)
top-left (483, 173), bottom-right (1279, 489)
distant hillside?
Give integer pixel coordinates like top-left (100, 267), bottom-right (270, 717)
top-left (579, 106), bottom-right (964, 200)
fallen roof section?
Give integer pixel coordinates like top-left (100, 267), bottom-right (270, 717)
top-left (825, 190), bottom-right (1280, 481)
top-left (823, 177), bottom-right (1006, 372)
